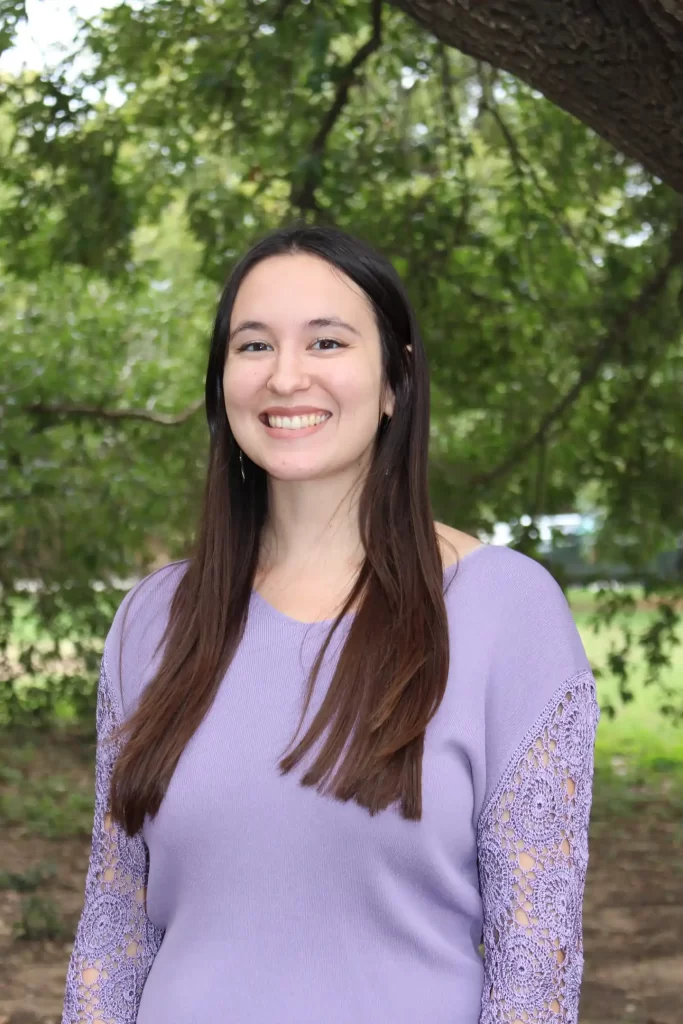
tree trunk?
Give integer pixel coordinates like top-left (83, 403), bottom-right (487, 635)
top-left (388, 0), bottom-right (683, 193)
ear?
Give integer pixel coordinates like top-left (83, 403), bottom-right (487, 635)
top-left (382, 380), bottom-right (395, 419)
top-left (384, 345), bottom-right (411, 417)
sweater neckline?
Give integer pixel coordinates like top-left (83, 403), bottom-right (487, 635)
top-left (250, 543), bottom-right (491, 630)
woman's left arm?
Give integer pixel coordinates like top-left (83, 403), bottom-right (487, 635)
top-left (476, 668), bottom-right (600, 1024)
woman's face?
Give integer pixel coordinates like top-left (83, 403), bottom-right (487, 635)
top-left (223, 253), bottom-right (395, 481)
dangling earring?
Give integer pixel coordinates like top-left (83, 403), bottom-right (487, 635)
top-left (239, 448), bottom-right (245, 482)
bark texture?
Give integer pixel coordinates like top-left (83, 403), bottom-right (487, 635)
top-left (388, 0), bottom-right (683, 193)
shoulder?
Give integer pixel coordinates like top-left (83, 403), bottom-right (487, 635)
top-left (485, 546), bottom-right (576, 640)
top-left (461, 545), bottom-right (591, 710)
top-left (477, 543), bottom-right (568, 610)
top-left (463, 550), bottom-right (597, 824)
top-left (440, 533), bottom-right (567, 611)
top-left (442, 541), bottom-right (587, 670)
top-left (109, 559), bottom-right (190, 642)
top-left (119, 558), bottom-right (189, 615)
top-left (434, 521), bottom-right (485, 569)
top-left (103, 559), bottom-right (190, 714)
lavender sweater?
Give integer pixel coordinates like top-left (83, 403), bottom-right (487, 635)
top-left (61, 544), bottom-right (599, 1024)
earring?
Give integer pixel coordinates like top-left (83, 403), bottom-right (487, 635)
top-left (239, 448), bottom-right (245, 482)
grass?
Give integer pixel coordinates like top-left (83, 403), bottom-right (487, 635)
top-left (12, 894), bottom-right (70, 941)
top-left (569, 588), bottom-right (683, 766)
top-left (0, 736), bottom-right (96, 839)
top-left (0, 781), bottom-right (94, 839)
top-left (0, 862), bottom-right (57, 892)
top-left (567, 586), bottom-right (683, 835)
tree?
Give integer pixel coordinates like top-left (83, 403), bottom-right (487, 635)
top-left (3, 0), bottom-right (682, 190)
top-left (389, 0), bottom-right (683, 194)
top-left (0, 0), bottom-right (681, 726)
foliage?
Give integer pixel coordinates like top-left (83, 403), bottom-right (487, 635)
top-left (12, 894), bottom-right (69, 940)
top-left (0, 741), bottom-right (95, 836)
top-left (0, 0), bottom-right (682, 722)
top-left (0, 0), bottom-right (25, 58)
top-left (0, 860), bottom-right (56, 892)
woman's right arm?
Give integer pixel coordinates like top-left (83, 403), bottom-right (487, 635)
top-left (61, 654), bottom-right (164, 1024)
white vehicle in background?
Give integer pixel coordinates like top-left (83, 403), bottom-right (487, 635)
top-left (485, 514), bottom-right (682, 585)
top-left (487, 513), bottom-right (597, 549)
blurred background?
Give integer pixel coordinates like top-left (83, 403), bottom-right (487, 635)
top-left (0, 2), bottom-right (682, 1021)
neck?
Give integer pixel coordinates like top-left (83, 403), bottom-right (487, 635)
top-left (258, 472), bottom-right (367, 579)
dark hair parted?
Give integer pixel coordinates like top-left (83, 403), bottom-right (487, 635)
top-left (109, 223), bottom-right (459, 835)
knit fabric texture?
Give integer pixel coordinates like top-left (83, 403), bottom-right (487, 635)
top-left (61, 544), bottom-right (599, 1024)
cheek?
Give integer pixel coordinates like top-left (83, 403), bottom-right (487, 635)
top-left (222, 364), bottom-right (258, 405)
top-left (331, 362), bottom-right (382, 403)
top-left (221, 372), bottom-right (233, 407)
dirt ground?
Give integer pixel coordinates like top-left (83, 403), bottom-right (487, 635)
top-left (0, 733), bottom-right (682, 1024)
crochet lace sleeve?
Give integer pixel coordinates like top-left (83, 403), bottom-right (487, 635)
top-left (61, 656), bottom-right (164, 1024)
top-left (476, 668), bottom-right (600, 1024)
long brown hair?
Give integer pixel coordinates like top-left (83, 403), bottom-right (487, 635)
top-left (110, 224), bottom-right (458, 834)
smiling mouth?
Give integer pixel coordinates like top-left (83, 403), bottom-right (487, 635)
top-left (259, 412), bottom-right (332, 427)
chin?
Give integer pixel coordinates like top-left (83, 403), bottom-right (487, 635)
top-left (262, 460), bottom-right (344, 481)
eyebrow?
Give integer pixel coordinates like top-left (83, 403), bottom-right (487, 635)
top-left (228, 316), bottom-right (361, 342)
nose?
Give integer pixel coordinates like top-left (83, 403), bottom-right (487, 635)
top-left (266, 347), bottom-right (312, 395)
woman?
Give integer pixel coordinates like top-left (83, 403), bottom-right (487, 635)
top-left (61, 224), bottom-right (600, 1024)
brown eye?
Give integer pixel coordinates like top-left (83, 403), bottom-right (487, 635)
top-left (313, 338), bottom-right (345, 350)
top-left (236, 338), bottom-right (346, 353)
top-left (236, 341), bottom-right (268, 352)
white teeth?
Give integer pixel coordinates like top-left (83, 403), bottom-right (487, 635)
top-left (266, 413), bottom-right (330, 429)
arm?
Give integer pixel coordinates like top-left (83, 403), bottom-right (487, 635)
top-left (61, 655), bottom-right (164, 1024)
top-left (477, 668), bottom-right (600, 1024)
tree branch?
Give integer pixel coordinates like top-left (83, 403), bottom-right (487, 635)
top-left (291, 0), bottom-right (383, 214)
top-left (387, 0), bottom-right (683, 194)
top-left (467, 211), bottom-right (683, 488)
top-left (19, 398), bottom-right (204, 427)
top-left (478, 88), bottom-right (587, 257)
top-left (272, 0), bottom-right (296, 22)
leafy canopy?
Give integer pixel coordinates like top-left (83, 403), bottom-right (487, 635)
top-left (0, 0), bottom-right (681, 725)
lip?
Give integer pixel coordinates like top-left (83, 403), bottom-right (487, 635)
top-left (260, 406), bottom-right (332, 417)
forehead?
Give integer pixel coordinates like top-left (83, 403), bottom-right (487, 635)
top-left (231, 253), bottom-right (374, 326)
